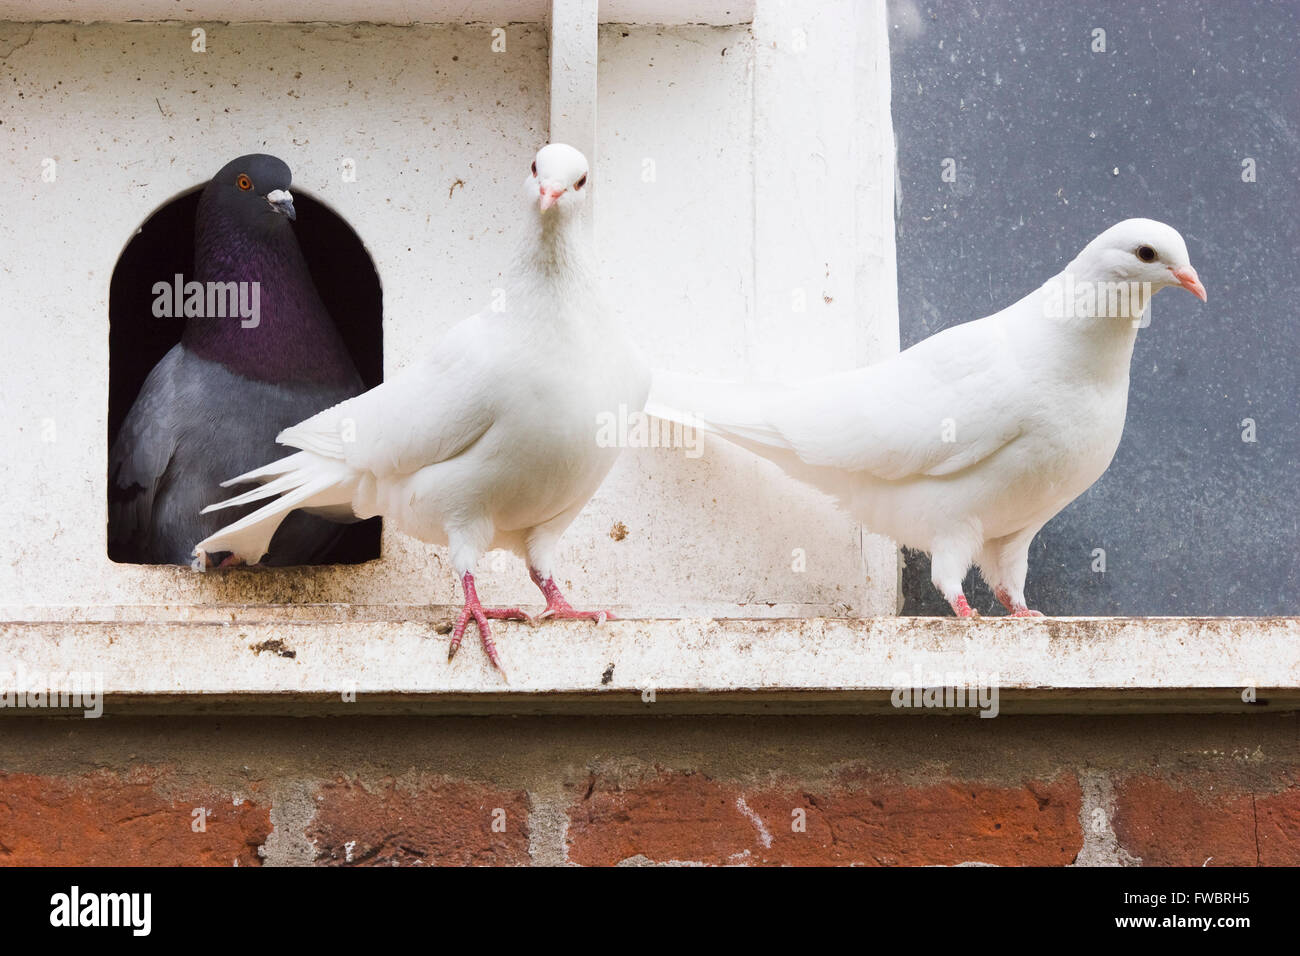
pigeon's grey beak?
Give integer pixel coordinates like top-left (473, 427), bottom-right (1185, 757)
top-left (539, 186), bottom-right (564, 212)
top-left (1170, 264), bottom-right (1206, 302)
top-left (267, 189), bottom-right (296, 222)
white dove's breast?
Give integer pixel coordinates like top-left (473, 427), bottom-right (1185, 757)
top-left (850, 373), bottom-right (1129, 550)
top-left (381, 316), bottom-right (650, 545)
top-left (486, 370), bottom-right (640, 529)
top-left (966, 377), bottom-right (1129, 537)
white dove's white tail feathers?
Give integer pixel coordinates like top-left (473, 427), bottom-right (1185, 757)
top-left (647, 370), bottom-right (792, 450)
top-left (195, 454), bottom-right (358, 565)
top-left (277, 423), bottom-right (347, 460)
top-left (217, 450), bottom-right (313, 488)
top-left (648, 370), bottom-right (856, 504)
top-left (202, 469), bottom-right (314, 513)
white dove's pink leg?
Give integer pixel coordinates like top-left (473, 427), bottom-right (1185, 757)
top-left (995, 588), bottom-right (1045, 618)
top-left (981, 531), bottom-right (1044, 617)
top-left (529, 567), bottom-right (615, 623)
top-left (448, 572), bottom-right (532, 670)
top-left (932, 533), bottom-right (981, 619)
top-left (947, 594), bottom-right (978, 618)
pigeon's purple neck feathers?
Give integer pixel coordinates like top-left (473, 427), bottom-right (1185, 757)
top-left (182, 192), bottom-right (358, 388)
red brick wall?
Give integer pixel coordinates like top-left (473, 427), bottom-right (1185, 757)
top-left (0, 715), bottom-right (1295, 866)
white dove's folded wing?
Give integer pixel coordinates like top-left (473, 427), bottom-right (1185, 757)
top-left (767, 324), bottom-right (1024, 481)
top-left (652, 318), bottom-right (1025, 484)
top-left (277, 319), bottom-right (500, 479)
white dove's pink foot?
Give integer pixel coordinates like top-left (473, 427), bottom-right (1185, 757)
top-left (995, 587), bottom-right (1044, 617)
top-left (529, 568), bottom-right (615, 624)
top-left (448, 572), bottom-right (531, 671)
top-left (949, 594), bottom-right (981, 619)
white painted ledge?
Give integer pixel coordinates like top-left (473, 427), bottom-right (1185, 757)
top-left (0, 0), bottom-right (756, 25)
top-left (1, 611), bottom-right (1296, 715)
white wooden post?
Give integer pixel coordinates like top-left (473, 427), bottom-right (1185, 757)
top-left (549, 0), bottom-right (599, 238)
top-left (751, 0), bottom-right (901, 614)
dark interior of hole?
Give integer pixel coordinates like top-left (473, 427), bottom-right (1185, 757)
top-left (108, 188), bottom-right (383, 565)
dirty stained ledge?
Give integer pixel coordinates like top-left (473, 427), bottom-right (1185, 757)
top-left (0, 609), bottom-right (1296, 715)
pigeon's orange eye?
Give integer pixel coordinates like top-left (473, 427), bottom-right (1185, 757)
top-left (236, 174), bottom-right (253, 191)
top-left (574, 174), bottom-right (587, 190)
top-left (1136, 245), bottom-right (1156, 262)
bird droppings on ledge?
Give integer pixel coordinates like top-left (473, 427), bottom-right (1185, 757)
top-left (602, 663), bottom-right (615, 685)
top-left (249, 639), bottom-right (296, 659)
top-left (609, 521), bottom-right (629, 541)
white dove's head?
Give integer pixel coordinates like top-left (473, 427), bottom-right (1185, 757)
top-left (1076, 218), bottom-right (1207, 302)
top-left (525, 143), bottom-right (589, 214)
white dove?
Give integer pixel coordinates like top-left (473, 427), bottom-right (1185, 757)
top-left (195, 144), bottom-right (650, 670)
top-left (648, 218), bottom-right (1207, 617)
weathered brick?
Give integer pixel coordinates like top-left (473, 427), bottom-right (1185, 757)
top-left (567, 769), bottom-right (1082, 866)
top-left (1256, 790), bottom-right (1300, 864)
top-left (1113, 776), bottom-right (1300, 866)
top-left (308, 776), bottom-right (530, 866)
top-left (567, 772), bottom-right (751, 866)
top-left (0, 768), bottom-right (269, 866)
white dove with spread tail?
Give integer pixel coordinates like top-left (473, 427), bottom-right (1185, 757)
top-left (196, 144), bottom-right (650, 670)
top-left (648, 219), bottom-right (1207, 617)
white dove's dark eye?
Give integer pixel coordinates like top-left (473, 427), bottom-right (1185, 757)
top-left (1136, 245), bottom-right (1156, 262)
top-left (574, 174), bottom-right (587, 190)
top-left (531, 161), bottom-right (537, 176)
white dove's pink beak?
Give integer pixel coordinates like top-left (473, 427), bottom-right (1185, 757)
top-left (1170, 264), bottom-right (1207, 302)
top-left (539, 186), bottom-right (564, 212)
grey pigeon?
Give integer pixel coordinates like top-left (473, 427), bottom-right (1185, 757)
top-left (109, 154), bottom-right (363, 566)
